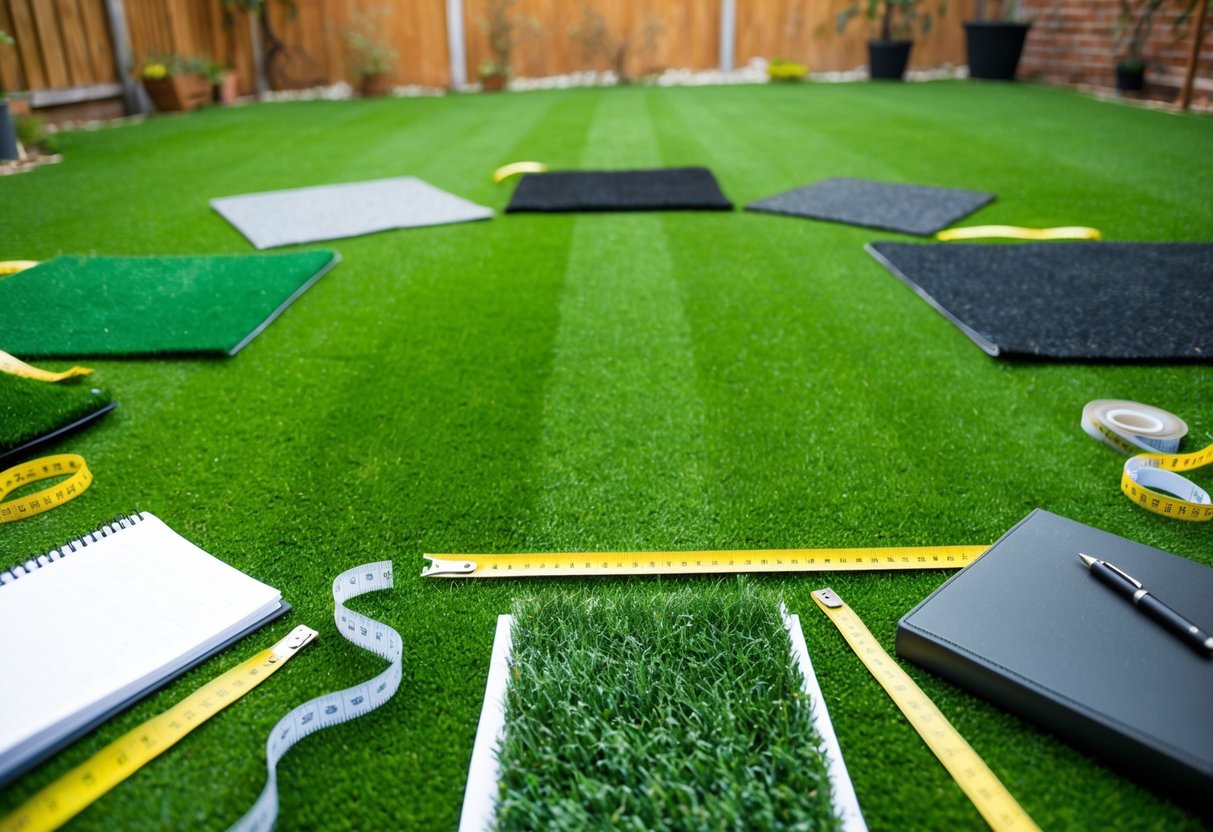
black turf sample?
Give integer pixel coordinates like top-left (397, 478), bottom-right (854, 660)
top-left (867, 241), bottom-right (1213, 361)
top-left (505, 167), bottom-right (733, 213)
top-left (747, 177), bottom-right (995, 236)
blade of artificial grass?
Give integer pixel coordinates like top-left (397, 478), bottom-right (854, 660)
top-left (496, 583), bottom-right (841, 831)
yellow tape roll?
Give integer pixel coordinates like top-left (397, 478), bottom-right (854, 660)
top-left (0, 454), bottom-right (92, 524)
top-left (1082, 400), bottom-right (1211, 522)
top-left (0, 349), bottom-right (93, 383)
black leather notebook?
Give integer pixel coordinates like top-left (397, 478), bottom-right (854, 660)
top-left (897, 509), bottom-right (1213, 804)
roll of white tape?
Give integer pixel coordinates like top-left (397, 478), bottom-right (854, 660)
top-left (1081, 399), bottom-right (1188, 455)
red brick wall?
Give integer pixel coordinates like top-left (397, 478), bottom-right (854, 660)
top-left (1017, 0), bottom-right (1212, 93)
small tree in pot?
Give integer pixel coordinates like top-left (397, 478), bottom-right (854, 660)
top-left (1113, 0), bottom-right (1201, 92)
top-left (837, 0), bottom-right (945, 81)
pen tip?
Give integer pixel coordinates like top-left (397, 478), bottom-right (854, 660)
top-left (1077, 553), bottom-right (1097, 568)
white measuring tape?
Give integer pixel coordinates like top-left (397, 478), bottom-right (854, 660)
top-left (1082, 399), bottom-right (1212, 522)
top-left (229, 562), bottom-right (401, 832)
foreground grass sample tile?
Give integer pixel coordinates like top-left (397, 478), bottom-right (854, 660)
top-left (211, 176), bottom-right (493, 249)
top-left (867, 241), bottom-right (1213, 360)
top-left (0, 374), bottom-right (114, 465)
top-left (495, 585), bottom-right (842, 831)
top-left (0, 252), bottom-right (339, 358)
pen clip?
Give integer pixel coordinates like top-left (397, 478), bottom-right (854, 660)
top-left (1103, 562), bottom-right (1143, 589)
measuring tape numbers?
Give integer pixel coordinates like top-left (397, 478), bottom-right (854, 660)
top-left (1082, 400), bottom-right (1212, 522)
top-left (422, 545), bottom-right (987, 579)
top-left (230, 561), bottom-right (402, 832)
top-left (0, 626), bottom-right (318, 832)
top-left (0, 454), bottom-right (92, 525)
top-left (811, 589), bottom-right (1040, 832)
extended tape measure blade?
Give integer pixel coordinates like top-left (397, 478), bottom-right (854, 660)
top-left (811, 589), bottom-right (1039, 832)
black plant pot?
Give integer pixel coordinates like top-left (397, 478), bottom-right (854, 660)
top-left (964, 21), bottom-right (1032, 81)
top-left (0, 101), bottom-right (19, 162)
top-left (868, 40), bottom-right (913, 81)
top-left (1115, 62), bottom-right (1145, 92)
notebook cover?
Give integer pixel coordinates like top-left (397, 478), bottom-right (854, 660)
top-left (896, 509), bottom-right (1213, 804)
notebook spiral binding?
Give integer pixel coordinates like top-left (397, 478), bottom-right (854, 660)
top-left (0, 511), bottom-right (146, 586)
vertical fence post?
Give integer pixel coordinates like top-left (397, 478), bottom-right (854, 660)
top-left (1179, 0), bottom-right (1208, 111)
top-left (447, 0), bottom-right (467, 89)
top-left (719, 0), bottom-right (736, 72)
top-left (103, 0), bottom-right (149, 115)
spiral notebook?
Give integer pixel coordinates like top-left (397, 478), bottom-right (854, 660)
top-left (0, 512), bottom-right (287, 786)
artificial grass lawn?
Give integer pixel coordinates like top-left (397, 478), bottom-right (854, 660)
top-left (0, 373), bottom-right (113, 462)
top-left (497, 585), bottom-right (838, 831)
top-left (0, 81), bottom-right (1209, 831)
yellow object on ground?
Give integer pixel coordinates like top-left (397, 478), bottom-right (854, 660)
top-left (0, 348), bottom-right (92, 382)
top-left (935, 225), bottom-right (1101, 242)
top-left (492, 161), bottom-right (549, 183)
top-left (0, 454), bottom-right (92, 523)
top-left (0, 260), bottom-right (40, 276)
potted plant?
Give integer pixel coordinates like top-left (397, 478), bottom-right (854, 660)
top-left (0, 31), bottom-right (20, 162)
top-left (766, 58), bottom-right (810, 82)
top-left (964, 0), bottom-right (1032, 80)
top-left (141, 54), bottom-right (212, 112)
top-left (207, 62), bottom-right (240, 104)
top-left (343, 5), bottom-right (397, 97)
top-left (478, 0), bottom-right (538, 91)
top-left (1112, 0), bottom-right (1201, 92)
top-left (837, 0), bottom-right (946, 81)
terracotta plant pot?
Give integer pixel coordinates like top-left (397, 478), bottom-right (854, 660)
top-left (361, 72), bottom-right (392, 98)
top-left (143, 74), bottom-right (211, 112)
top-left (214, 71), bottom-right (240, 104)
top-left (481, 72), bottom-right (507, 93)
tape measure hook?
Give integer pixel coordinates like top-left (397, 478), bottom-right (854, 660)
top-left (420, 556), bottom-right (477, 577)
top-left (812, 588), bottom-right (845, 609)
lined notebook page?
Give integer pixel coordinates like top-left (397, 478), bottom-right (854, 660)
top-left (0, 512), bottom-right (282, 773)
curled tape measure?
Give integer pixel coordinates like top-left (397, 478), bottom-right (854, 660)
top-left (422, 544), bottom-right (987, 579)
top-left (812, 589), bottom-right (1040, 832)
top-left (0, 454), bottom-right (92, 525)
top-left (0, 349), bottom-right (92, 383)
top-left (492, 161), bottom-right (549, 183)
top-left (230, 561), bottom-right (401, 832)
top-left (0, 626), bottom-right (319, 832)
top-left (935, 225), bottom-right (1101, 242)
top-left (1082, 400), bottom-right (1212, 522)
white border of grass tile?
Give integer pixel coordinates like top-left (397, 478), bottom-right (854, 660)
top-left (459, 614), bottom-right (512, 832)
top-left (461, 609), bottom-right (866, 832)
top-left (783, 607), bottom-right (868, 832)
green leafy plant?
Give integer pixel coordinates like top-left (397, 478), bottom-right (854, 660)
top-left (15, 115), bottom-right (57, 154)
top-left (837, 0), bottom-right (948, 41)
top-left (569, 3), bottom-right (663, 84)
top-left (343, 5), bottom-right (397, 78)
top-left (767, 58), bottom-right (809, 81)
top-left (1114, 0), bottom-right (1201, 69)
top-left (478, 0), bottom-right (539, 79)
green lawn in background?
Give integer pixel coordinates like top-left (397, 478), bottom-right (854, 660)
top-left (0, 81), bottom-right (1209, 831)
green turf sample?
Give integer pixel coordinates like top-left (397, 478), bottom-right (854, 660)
top-left (0, 373), bottom-right (114, 464)
top-left (0, 252), bottom-right (339, 358)
top-left (496, 585), bottom-right (840, 831)
top-left (0, 84), bottom-right (1208, 832)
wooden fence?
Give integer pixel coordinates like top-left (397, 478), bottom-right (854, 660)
top-left (1, 0), bottom-right (977, 103)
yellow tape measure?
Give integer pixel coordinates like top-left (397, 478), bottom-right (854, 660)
top-left (492, 160), bottom-right (549, 183)
top-left (935, 225), bottom-right (1101, 242)
top-left (811, 589), bottom-right (1040, 832)
top-left (422, 544), bottom-right (987, 578)
top-left (0, 350), bottom-right (92, 383)
top-left (0, 625), bottom-right (317, 832)
top-left (1082, 400), bottom-right (1212, 521)
top-left (0, 455), bottom-right (92, 524)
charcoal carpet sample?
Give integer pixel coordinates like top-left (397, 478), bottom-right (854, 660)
top-left (211, 176), bottom-right (493, 249)
top-left (505, 167), bottom-right (733, 213)
top-left (747, 177), bottom-right (995, 236)
top-left (0, 374), bottom-right (115, 466)
top-left (868, 241), bottom-right (1213, 361)
top-left (0, 251), bottom-right (339, 358)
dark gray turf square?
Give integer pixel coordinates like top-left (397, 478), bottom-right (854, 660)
top-left (867, 241), bottom-right (1213, 361)
top-left (505, 167), bottom-right (733, 213)
top-left (747, 177), bottom-right (995, 236)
